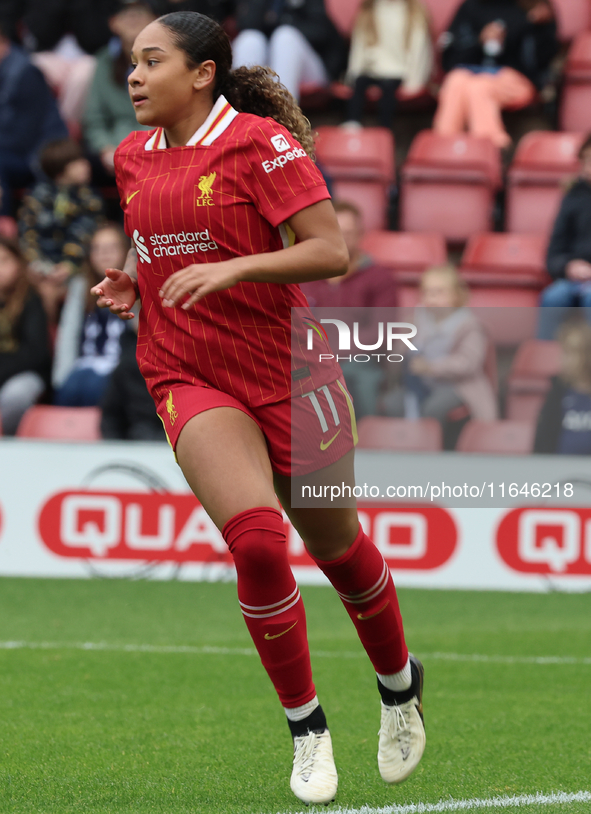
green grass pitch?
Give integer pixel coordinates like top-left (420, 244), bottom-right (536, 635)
top-left (0, 577), bottom-right (590, 814)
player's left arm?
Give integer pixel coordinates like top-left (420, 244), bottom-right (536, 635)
top-left (159, 199), bottom-right (348, 310)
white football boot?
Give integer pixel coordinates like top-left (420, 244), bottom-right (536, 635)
top-left (377, 654), bottom-right (426, 783)
top-left (290, 728), bottom-right (338, 805)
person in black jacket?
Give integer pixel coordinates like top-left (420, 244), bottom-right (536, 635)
top-left (231, 0), bottom-right (347, 101)
top-left (0, 18), bottom-right (68, 215)
top-left (534, 320), bottom-right (591, 454)
top-left (433, 0), bottom-right (558, 148)
top-left (538, 135), bottom-right (591, 340)
top-left (0, 236), bottom-right (51, 435)
top-left (100, 321), bottom-right (166, 441)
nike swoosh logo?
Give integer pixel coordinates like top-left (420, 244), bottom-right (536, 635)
top-left (264, 621), bottom-right (298, 640)
top-left (357, 600), bottom-right (390, 621)
top-left (320, 429), bottom-right (341, 450)
top-left (126, 190), bottom-right (140, 204)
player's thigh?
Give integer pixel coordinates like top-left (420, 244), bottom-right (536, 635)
top-left (274, 449), bottom-right (360, 560)
top-left (176, 406), bottom-right (279, 530)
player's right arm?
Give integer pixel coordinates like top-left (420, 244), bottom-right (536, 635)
top-left (90, 247), bottom-right (139, 321)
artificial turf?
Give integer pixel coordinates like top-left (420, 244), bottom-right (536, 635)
top-left (0, 577), bottom-right (589, 814)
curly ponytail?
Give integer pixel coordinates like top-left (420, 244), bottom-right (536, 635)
top-left (158, 12), bottom-right (315, 158)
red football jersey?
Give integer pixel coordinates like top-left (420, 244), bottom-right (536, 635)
top-left (114, 95), bottom-right (340, 408)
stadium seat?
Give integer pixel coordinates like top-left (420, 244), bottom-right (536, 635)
top-left (357, 416), bottom-right (443, 451)
top-left (552, 0), bottom-right (591, 42)
top-left (325, 0), bottom-right (363, 36)
top-left (460, 233), bottom-right (550, 288)
top-left (16, 405), bottom-right (101, 441)
top-left (468, 290), bottom-right (540, 346)
top-left (315, 126), bottom-right (395, 230)
top-left (560, 33), bottom-right (591, 131)
top-left (360, 231), bottom-right (447, 283)
top-left (456, 420), bottom-right (536, 454)
top-left (399, 131), bottom-right (502, 243)
top-left (505, 339), bottom-right (562, 420)
top-left (421, 0), bottom-right (463, 41)
top-left (505, 131), bottom-right (585, 234)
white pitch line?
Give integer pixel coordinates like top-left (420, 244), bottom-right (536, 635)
top-left (0, 641), bottom-right (590, 666)
top-left (0, 640), bottom-right (591, 666)
top-left (279, 791), bottom-right (591, 814)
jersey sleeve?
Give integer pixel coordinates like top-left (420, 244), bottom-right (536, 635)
top-left (241, 119), bottom-right (331, 227)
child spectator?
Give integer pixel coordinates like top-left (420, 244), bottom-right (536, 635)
top-left (534, 321), bottom-right (591, 454)
top-left (52, 223), bottom-right (127, 407)
top-left (100, 319), bottom-right (166, 441)
top-left (83, 0), bottom-right (156, 178)
top-left (343, 0), bottom-right (433, 129)
top-left (538, 134), bottom-right (591, 340)
top-left (0, 236), bottom-right (51, 435)
top-left (433, 0), bottom-right (558, 149)
top-left (18, 138), bottom-right (105, 327)
top-left (300, 200), bottom-right (398, 418)
top-left (380, 265), bottom-right (497, 423)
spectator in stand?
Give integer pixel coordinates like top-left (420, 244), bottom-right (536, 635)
top-left (433, 0), bottom-right (559, 149)
top-left (380, 265), bottom-right (497, 424)
top-left (232, 0), bottom-right (347, 102)
top-left (534, 321), bottom-right (591, 454)
top-left (0, 17), bottom-right (68, 217)
top-left (18, 138), bottom-right (105, 327)
top-left (150, 0), bottom-right (235, 22)
top-left (538, 135), bottom-right (591, 340)
top-left (52, 223), bottom-right (127, 407)
top-left (343, 0), bottom-right (433, 130)
top-left (300, 200), bottom-right (398, 418)
top-left (83, 0), bottom-right (156, 179)
top-left (100, 319), bottom-right (166, 440)
top-left (0, 1), bottom-right (116, 130)
top-left (0, 236), bottom-right (51, 435)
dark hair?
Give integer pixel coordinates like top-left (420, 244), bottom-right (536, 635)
top-left (0, 236), bottom-right (30, 335)
top-left (157, 12), bottom-right (315, 158)
top-left (579, 134), bottom-right (591, 160)
top-left (40, 138), bottom-right (84, 180)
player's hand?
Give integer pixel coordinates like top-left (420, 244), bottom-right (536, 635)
top-left (159, 260), bottom-right (243, 309)
top-left (90, 268), bottom-right (137, 320)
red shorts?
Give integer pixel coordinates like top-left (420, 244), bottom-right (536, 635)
top-left (156, 377), bottom-right (357, 477)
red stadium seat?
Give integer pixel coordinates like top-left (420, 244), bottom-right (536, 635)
top-left (456, 420), bottom-right (535, 453)
top-left (400, 131), bottom-right (502, 243)
top-left (468, 291), bottom-right (540, 346)
top-left (560, 35), bottom-right (591, 130)
top-left (357, 416), bottom-right (443, 451)
top-left (360, 231), bottom-right (447, 283)
top-left (505, 131), bottom-right (585, 234)
top-left (460, 233), bottom-right (550, 288)
top-left (331, 180), bottom-right (390, 230)
top-left (552, 0), bottom-right (591, 42)
top-left (315, 126), bottom-right (395, 183)
top-left (505, 339), bottom-right (562, 420)
top-left (325, 0), bottom-right (363, 36)
top-left (315, 126), bottom-right (395, 230)
top-left (421, 0), bottom-right (463, 40)
top-left (16, 406), bottom-right (101, 441)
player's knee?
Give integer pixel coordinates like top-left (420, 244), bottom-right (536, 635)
top-left (222, 506), bottom-right (287, 571)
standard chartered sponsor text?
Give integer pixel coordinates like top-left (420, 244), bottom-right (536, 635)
top-left (302, 482), bottom-right (575, 501)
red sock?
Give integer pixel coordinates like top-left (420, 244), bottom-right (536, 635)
top-left (311, 526), bottom-right (408, 675)
top-left (222, 507), bottom-right (316, 709)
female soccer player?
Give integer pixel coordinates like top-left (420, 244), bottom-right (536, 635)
top-left (92, 11), bottom-right (425, 805)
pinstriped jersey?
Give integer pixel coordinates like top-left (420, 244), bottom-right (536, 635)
top-left (114, 95), bottom-right (339, 407)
